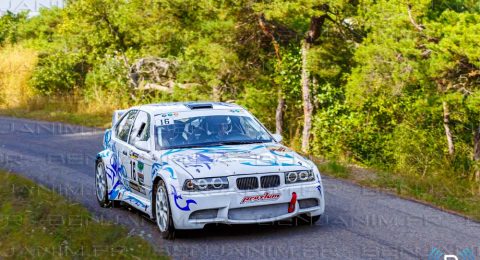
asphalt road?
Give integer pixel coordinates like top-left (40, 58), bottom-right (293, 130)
top-left (0, 116), bottom-right (479, 259)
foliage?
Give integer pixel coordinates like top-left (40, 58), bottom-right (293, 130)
top-left (1, 0), bottom-right (480, 195)
top-left (0, 11), bottom-right (28, 45)
top-left (31, 51), bottom-right (88, 94)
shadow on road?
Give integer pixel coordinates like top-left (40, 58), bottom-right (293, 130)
top-left (115, 202), bottom-right (326, 240)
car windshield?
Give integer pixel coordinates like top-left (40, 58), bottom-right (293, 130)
top-left (154, 115), bottom-right (273, 150)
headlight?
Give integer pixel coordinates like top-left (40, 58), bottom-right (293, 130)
top-left (284, 170), bottom-right (314, 184)
top-left (183, 177), bottom-right (229, 191)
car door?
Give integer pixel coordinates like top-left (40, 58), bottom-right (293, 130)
top-left (127, 110), bottom-right (153, 198)
top-left (114, 110), bottom-right (138, 184)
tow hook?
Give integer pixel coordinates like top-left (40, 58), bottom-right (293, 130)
top-left (288, 192), bottom-right (297, 213)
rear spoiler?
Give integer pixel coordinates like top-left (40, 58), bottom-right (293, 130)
top-left (111, 109), bottom-right (128, 127)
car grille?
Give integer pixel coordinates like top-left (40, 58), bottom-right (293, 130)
top-left (228, 203), bottom-right (288, 220)
top-left (260, 175), bottom-right (280, 188)
top-left (236, 177), bottom-right (258, 190)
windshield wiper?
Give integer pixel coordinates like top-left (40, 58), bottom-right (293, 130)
top-left (161, 140), bottom-right (270, 150)
top-left (217, 140), bottom-right (268, 145)
top-left (162, 144), bottom-right (207, 149)
top-left (162, 142), bottom-right (230, 150)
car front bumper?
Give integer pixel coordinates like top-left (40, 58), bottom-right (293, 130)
top-left (170, 182), bottom-right (324, 229)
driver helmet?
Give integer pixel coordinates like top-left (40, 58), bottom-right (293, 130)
top-left (207, 116), bottom-right (232, 136)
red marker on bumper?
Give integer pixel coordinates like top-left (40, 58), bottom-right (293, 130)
top-left (288, 192), bottom-right (297, 213)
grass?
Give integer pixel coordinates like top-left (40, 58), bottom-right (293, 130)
top-left (0, 171), bottom-right (167, 259)
top-left (0, 97), bottom-right (113, 128)
top-left (0, 45), bottom-right (37, 108)
top-left (314, 159), bottom-right (480, 221)
top-left (0, 45), bottom-right (114, 128)
top-left (317, 161), bottom-right (350, 178)
top-left (363, 170), bottom-right (480, 220)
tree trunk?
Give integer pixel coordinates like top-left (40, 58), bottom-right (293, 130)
top-left (474, 123), bottom-right (480, 183)
top-left (213, 86), bottom-right (221, 101)
top-left (275, 91), bottom-right (285, 135)
top-left (299, 14), bottom-right (331, 153)
top-left (258, 14), bottom-right (285, 135)
top-left (301, 40), bottom-right (313, 153)
top-left (443, 101), bottom-right (455, 156)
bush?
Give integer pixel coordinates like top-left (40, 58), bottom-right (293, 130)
top-left (83, 56), bottom-right (130, 105)
top-left (391, 123), bottom-right (445, 176)
top-left (31, 52), bottom-right (88, 95)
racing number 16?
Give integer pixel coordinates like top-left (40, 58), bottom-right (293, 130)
top-left (157, 118), bottom-right (171, 126)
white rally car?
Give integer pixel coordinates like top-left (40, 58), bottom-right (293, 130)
top-left (95, 102), bottom-right (324, 239)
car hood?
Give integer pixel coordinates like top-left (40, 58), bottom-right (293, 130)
top-left (158, 143), bottom-right (313, 178)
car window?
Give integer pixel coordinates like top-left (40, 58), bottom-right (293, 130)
top-left (115, 110), bottom-right (138, 142)
top-left (240, 116), bottom-right (263, 138)
top-left (129, 111), bottom-right (150, 145)
top-left (154, 115), bottom-right (272, 150)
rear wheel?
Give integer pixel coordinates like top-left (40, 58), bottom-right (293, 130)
top-left (95, 161), bottom-right (111, 207)
top-left (154, 180), bottom-right (175, 239)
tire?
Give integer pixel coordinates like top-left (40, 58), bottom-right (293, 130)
top-left (95, 160), bottom-right (112, 208)
top-left (297, 214), bottom-right (321, 225)
top-left (153, 180), bottom-right (176, 240)
top-left (309, 215), bottom-right (321, 223)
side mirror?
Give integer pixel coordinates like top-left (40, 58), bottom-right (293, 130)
top-left (134, 140), bottom-right (151, 152)
top-left (272, 134), bottom-right (283, 143)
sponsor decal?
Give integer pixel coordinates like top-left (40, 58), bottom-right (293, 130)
top-left (428, 247), bottom-right (475, 260)
top-left (160, 112), bottom-right (179, 117)
top-left (137, 161), bottom-right (144, 171)
top-left (266, 145), bottom-right (289, 153)
top-left (130, 152), bottom-right (139, 160)
top-left (138, 172), bottom-right (145, 185)
top-left (129, 181), bottom-right (145, 194)
top-left (173, 153), bottom-right (214, 169)
top-left (241, 192), bottom-right (281, 204)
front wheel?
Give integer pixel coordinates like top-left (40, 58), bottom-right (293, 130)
top-left (308, 214), bottom-right (321, 224)
top-left (154, 180), bottom-right (176, 239)
top-left (296, 214), bottom-right (321, 225)
top-left (95, 160), bottom-right (111, 207)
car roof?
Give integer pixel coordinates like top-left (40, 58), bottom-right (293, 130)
top-left (131, 102), bottom-right (244, 114)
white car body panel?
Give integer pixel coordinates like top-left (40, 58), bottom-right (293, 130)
top-left (96, 102), bottom-right (325, 230)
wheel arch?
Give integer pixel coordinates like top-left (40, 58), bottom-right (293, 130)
top-left (95, 149), bottom-right (114, 192)
top-left (151, 175), bottom-right (167, 215)
top-left (95, 155), bottom-right (103, 165)
top-left (153, 175), bottom-right (165, 190)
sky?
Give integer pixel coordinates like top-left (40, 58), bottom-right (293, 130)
top-left (0, 0), bottom-right (64, 16)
